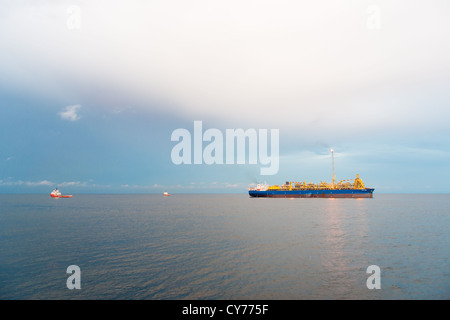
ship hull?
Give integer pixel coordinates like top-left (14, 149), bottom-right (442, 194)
top-left (249, 188), bottom-right (374, 198)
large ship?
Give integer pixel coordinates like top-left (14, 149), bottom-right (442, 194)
top-left (50, 188), bottom-right (72, 198)
top-left (248, 149), bottom-right (374, 198)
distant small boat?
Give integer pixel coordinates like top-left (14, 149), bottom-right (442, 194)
top-left (50, 188), bottom-right (72, 198)
top-left (163, 192), bottom-right (171, 196)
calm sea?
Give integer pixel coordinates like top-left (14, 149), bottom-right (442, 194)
top-left (0, 193), bottom-right (448, 300)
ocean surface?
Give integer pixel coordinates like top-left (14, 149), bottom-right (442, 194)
top-left (0, 193), bottom-right (448, 300)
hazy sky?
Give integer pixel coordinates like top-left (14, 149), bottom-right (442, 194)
top-left (1, 0), bottom-right (450, 193)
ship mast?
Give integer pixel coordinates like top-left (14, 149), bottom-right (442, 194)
top-left (331, 149), bottom-right (336, 189)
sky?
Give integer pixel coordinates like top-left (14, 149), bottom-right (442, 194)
top-left (1, 0), bottom-right (450, 193)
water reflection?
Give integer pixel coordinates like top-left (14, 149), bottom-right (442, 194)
top-left (321, 199), bottom-right (370, 298)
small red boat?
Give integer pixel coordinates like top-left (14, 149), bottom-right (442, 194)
top-left (50, 188), bottom-right (72, 198)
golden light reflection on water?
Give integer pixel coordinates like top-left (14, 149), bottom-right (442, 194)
top-left (321, 198), bottom-right (370, 297)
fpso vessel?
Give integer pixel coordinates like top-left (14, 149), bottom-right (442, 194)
top-left (248, 150), bottom-right (374, 198)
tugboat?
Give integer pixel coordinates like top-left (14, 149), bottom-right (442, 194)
top-left (163, 191), bottom-right (171, 196)
top-left (50, 188), bottom-right (72, 198)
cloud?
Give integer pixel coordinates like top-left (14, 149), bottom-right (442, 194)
top-left (59, 105), bottom-right (81, 121)
top-left (0, 179), bottom-right (53, 187)
top-left (0, 179), bottom-right (87, 187)
top-left (25, 180), bottom-right (54, 187)
top-left (59, 181), bottom-right (87, 187)
top-left (1, 1), bottom-right (450, 137)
